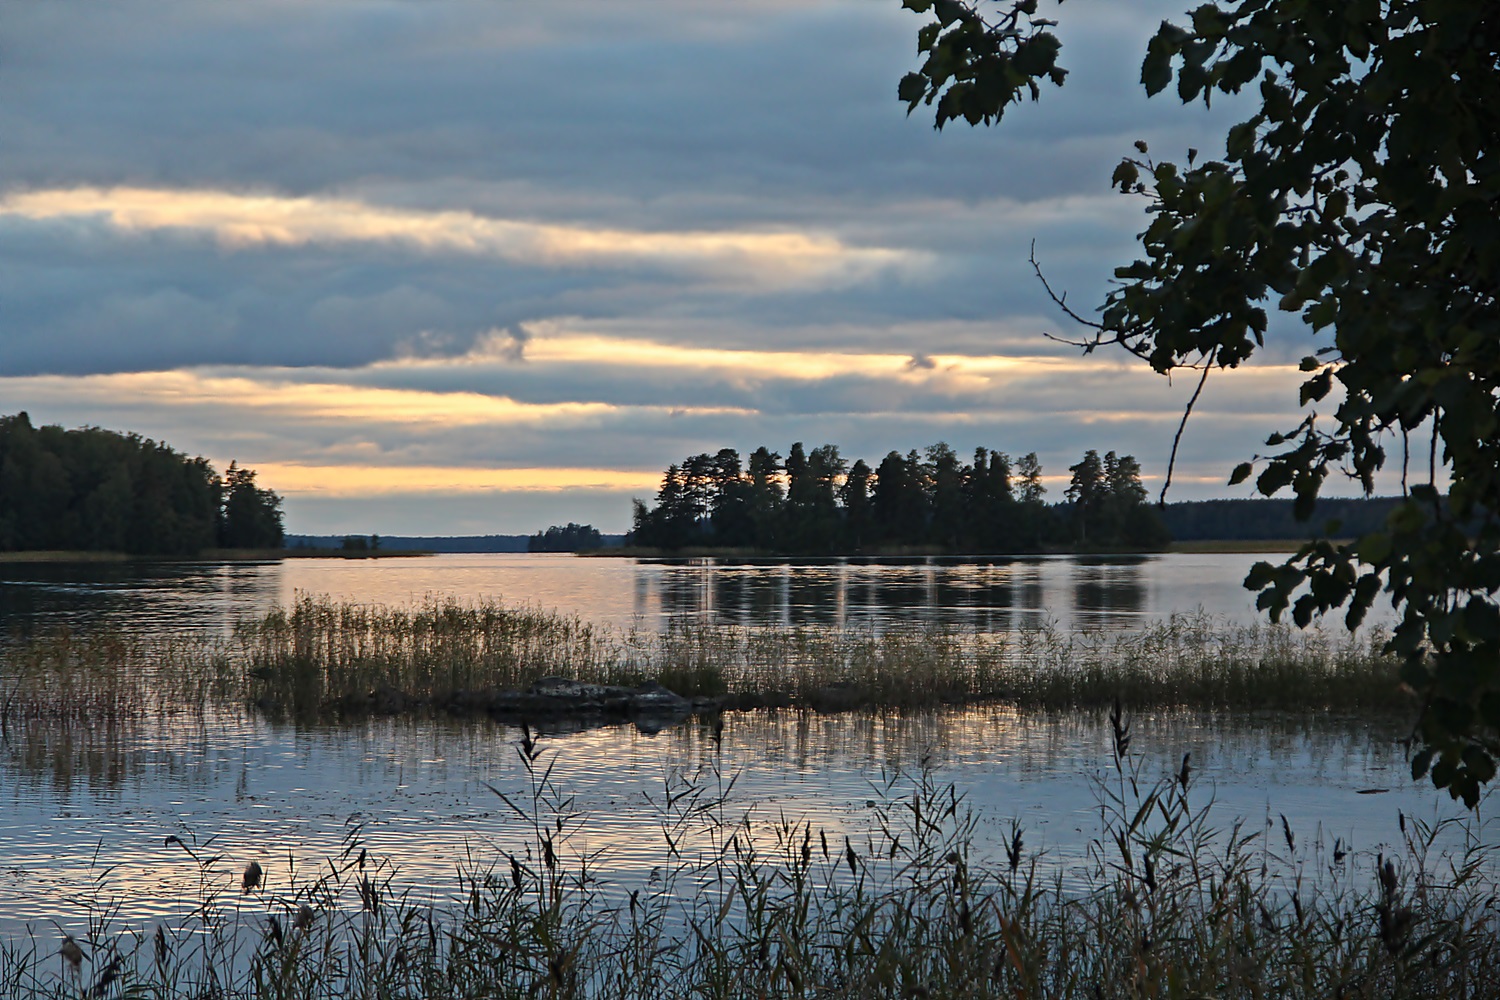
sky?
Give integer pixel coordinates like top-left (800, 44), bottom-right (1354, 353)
top-left (0, 0), bottom-right (1350, 536)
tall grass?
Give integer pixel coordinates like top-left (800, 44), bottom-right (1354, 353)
top-left (2, 596), bottom-right (1409, 722)
top-left (4, 723), bottom-right (1496, 998)
top-left (236, 595), bottom-right (1408, 719)
top-left (235, 596), bottom-right (619, 716)
top-left (0, 628), bottom-right (234, 732)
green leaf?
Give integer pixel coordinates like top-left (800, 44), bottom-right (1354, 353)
top-left (1111, 160), bottom-right (1140, 191)
top-left (1256, 463), bottom-right (1293, 496)
top-left (898, 72), bottom-right (929, 105)
top-left (1356, 532), bottom-right (1392, 564)
top-left (1298, 369), bottom-right (1332, 405)
top-left (1141, 34), bottom-right (1174, 96)
top-left (1411, 747), bottom-right (1435, 780)
top-left (1244, 560), bottom-right (1276, 590)
top-left (1228, 462), bottom-right (1253, 485)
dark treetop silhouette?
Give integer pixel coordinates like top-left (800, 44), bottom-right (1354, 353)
top-left (0, 412), bottom-right (283, 555)
top-left (629, 441), bottom-right (1166, 555)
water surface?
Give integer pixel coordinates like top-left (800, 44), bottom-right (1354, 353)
top-left (0, 551), bottom-right (1310, 637)
top-left (0, 551), bottom-right (1445, 941)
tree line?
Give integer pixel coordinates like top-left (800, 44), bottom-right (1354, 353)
top-left (528, 523), bottom-right (605, 552)
top-left (0, 412), bottom-right (284, 555)
top-left (1161, 497), bottom-right (1406, 543)
top-left (629, 442), bottom-right (1167, 554)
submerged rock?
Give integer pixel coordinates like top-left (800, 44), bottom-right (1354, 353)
top-left (475, 676), bottom-right (693, 733)
top-left (808, 681), bottom-right (864, 714)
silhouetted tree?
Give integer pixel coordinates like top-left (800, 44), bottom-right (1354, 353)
top-left (528, 523), bottom-right (604, 552)
top-left (219, 462), bottom-right (285, 549)
top-left (840, 458), bottom-right (874, 551)
top-left (0, 413), bottom-right (273, 555)
top-left (926, 442), bottom-right (964, 549)
top-left (747, 446), bottom-right (784, 551)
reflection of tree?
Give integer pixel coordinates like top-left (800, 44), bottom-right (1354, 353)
top-left (638, 557), bottom-right (1150, 634)
top-left (786, 567), bottom-right (841, 627)
top-left (1070, 559), bottom-right (1148, 629)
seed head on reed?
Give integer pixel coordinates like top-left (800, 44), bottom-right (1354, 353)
top-left (56, 931), bottom-right (84, 976)
top-left (242, 860), bottom-right (263, 894)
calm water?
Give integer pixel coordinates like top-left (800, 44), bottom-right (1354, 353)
top-left (0, 550), bottom-right (1310, 637)
top-left (0, 553), bottom-right (1465, 940)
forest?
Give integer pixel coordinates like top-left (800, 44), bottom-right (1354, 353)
top-left (628, 442), bottom-right (1168, 554)
top-left (528, 523), bottom-right (605, 552)
top-left (0, 412), bottom-right (284, 555)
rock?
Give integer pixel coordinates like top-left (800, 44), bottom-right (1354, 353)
top-left (729, 690), bottom-right (792, 711)
top-left (372, 685), bottom-right (409, 714)
top-left (629, 681), bottom-right (690, 713)
top-left (808, 682), bottom-right (864, 714)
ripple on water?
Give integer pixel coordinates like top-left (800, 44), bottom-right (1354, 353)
top-left (0, 705), bottom-right (1487, 938)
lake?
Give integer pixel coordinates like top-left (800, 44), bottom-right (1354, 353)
top-left (0, 550), bottom-right (1307, 637)
top-left (0, 552), bottom-right (1475, 940)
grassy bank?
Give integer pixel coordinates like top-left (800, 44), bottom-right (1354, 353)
top-left (1, 598), bottom-right (1410, 723)
top-left (1167, 538), bottom-right (1312, 554)
top-left (3, 731), bottom-right (1494, 999)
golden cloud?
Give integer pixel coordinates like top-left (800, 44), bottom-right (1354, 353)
top-left (256, 463), bottom-right (660, 496)
top-left (0, 186), bottom-right (916, 288)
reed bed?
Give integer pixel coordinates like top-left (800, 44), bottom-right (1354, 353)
top-left (235, 596), bottom-right (619, 716)
top-left (1, 596), bottom-right (1408, 722)
top-left (4, 724), bottom-right (1496, 999)
top-left (235, 595), bottom-right (1408, 719)
top-left (0, 629), bottom-right (235, 732)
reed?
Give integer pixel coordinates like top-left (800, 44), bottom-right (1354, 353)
top-left (236, 596), bottom-right (1408, 719)
top-left (3, 725), bottom-right (1496, 999)
top-left (0, 628), bottom-right (235, 731)
top-left (2, 597), bottom-right (1408, 722)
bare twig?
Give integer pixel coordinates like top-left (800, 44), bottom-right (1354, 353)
top-left (1159, 353), bottom-right (1215, 506)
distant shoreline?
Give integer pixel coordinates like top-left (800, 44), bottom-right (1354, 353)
top-left (0, 538), bottom-right (1315, 565)
top-left (0, 548), bottom-right (434, 564)
top-left (579, 538), bottom-right (1313, 559)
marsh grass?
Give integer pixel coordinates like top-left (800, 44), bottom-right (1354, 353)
top-left (4, 723), bottom-right (1497, 999)
top-left (1, 596), bottom-right (1408, 723)
top-left (0, 629), bottom-right (235, 732)
top-left (235, 596), bottom-right (619, 716)
top-left (235, 596), bottom-right (1408, 719)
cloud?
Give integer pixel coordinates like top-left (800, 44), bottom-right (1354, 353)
top-left (0, 0), bottom-right (1325, 534)
top-left (0, 187), bottom-right (919, 290)
top-left (258, 463), bottom-right (659, 497)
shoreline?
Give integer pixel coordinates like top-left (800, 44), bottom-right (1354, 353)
top-left (0, 547), bottom-right (435, 564)
top-left (581, 538), bottom-right (1315, 559)
top-left (0, 539), bottom-right (1318, 565)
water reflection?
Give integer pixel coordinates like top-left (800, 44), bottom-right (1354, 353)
top-left (633, 556), bottom-right (1151, 634)
top-left (0, 551), bottom-right (1284, 639)
top-left (0, 704), bottom-right (1467, 935)
top-left (1070, 557), bottom-right (1148, 629)
top-left (0, 559), bottom-right (282, 636)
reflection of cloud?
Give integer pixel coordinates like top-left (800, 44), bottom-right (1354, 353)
top-left (0, 187), bottom-right (918, 289)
